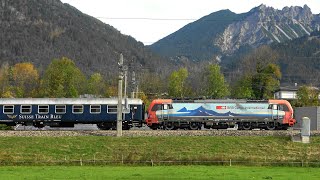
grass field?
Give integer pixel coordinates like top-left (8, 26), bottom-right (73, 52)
top-left (0, 136), bottom-right (320, 166)
top-left (0, 166), bottom-right (319, 179)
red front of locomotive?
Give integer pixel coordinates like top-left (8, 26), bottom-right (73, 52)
top-left (146, 99), bottom-right (172, 128)
top-left (269, 99), bottom-right (296, 126)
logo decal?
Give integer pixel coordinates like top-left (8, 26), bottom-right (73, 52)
top-left (7, 115), bottom-right (17, 119)
top-left (216, 106), bottom-right (227, 110)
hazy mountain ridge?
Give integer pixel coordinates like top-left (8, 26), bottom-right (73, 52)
top-left (150, 4), bottom-right (320, 62)
top-left (0, 0), bottom-right (171, 78)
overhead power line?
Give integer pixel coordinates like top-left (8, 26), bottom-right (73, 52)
top-left (96, 17), bottom-right (196, 21)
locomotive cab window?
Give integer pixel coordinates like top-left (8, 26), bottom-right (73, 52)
top-left (55, 105), bottom-right (66, 114)
top-left (3, 105), bottom-right (14, 114)
top-left (73, 105), bottom-right (83, 114)
top-left (273, 105), bottom-right (279, 110)
top-left (279, 105), bottom-right (289, 111)
top-left (268, 104), bottom-right (278, 110)
top-left (21, 105), bottom-right (32, 114)
top-left (151, 104), bottom-right (162, 111)
top-left (90, 105), bottom-right (101, 114)
top-left (38, 105), bottom-right (49, 114)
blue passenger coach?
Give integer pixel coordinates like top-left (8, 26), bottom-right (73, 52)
top-left (0, 98), bottom-right (144, 130)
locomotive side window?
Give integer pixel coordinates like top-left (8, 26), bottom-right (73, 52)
top-left (107, 105), bottom-right (117, 113)
top-left (55, 105), bottom-right (66, 114)
top-left (90, 105), bottom-right (101, 114)
top-left (73, 105), bottom-right (83, 114)
top-left (3, 105), bottom-right (14, 114)
top-left (21, 105), bottom-right (32, 114)
top-left (38, 105), bottom-right (49, 114)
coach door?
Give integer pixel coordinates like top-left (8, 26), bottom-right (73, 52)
top-left (271, 104), bottom-right (279, 120)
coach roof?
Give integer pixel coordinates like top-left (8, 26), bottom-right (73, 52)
top-left (0, 98), bottom-right (143, 105)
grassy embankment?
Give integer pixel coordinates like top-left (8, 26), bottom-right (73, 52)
top-left (0, 136), bottom-right (319, 166)
top-left (0, 166), bottom-right (320, 179)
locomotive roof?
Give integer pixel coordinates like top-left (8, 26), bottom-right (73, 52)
top-left (172, 99), bottom-right (269, 103)
top-left (0, 98), bottom-right (143, 105)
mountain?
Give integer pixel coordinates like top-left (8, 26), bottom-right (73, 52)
top-left (0, 0), bottom-right (171, 78)
top-left (149, 4), bottom-right (320, 62)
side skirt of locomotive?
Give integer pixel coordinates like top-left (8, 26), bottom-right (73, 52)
top-left (152, 117), bottom-right (288, 130)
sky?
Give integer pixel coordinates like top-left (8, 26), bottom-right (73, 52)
top-left (61, 0), bottom-right (320, 45)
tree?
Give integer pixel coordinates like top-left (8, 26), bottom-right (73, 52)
top-left (0, 63), bottom-right (14, 98)
top-left (168, 68), bottom-right (188, 97)
top-left (40, 57), bottom-right (86, 97)
top-left (240, 46), bottom-right (279, 74)
top-left (139, 71), bottom-right (166, 95)
top-left (12, 62), bottom-right (39, 97)
top-left (87, 73), bottom-right (107, 97)
top-left (202, 64), bottom-right (229, 98)
top-left (252, 63), bottom-right (281, 99)
top-left (231, 74), bottom-right (254, 99)
top-left (294, 85), bottom-right (319, 107)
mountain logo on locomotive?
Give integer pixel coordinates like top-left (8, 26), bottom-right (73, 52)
top-left (146, 99), bottom-right (296, 130)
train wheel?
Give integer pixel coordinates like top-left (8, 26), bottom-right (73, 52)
top-left (33, 122), bottom-right (45, 128)
top-left (149, 124), bottom-right (158, 130)
top-left (189, 122), bottom-right (200, 130)
top-left (164, 122), bottom-right (175, 130)
top-left (97, 122), bottom-right (112, 130)
top-left (266, 122), bottom-right (276, 130)
top-left (242, 122), bottom-right (251, 130)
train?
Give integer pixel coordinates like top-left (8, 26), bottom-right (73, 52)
top-left (0, 98), bottom-right (296, 130)
top-left (146, 99), bottom-right (296, 130)
top-left (0, 98), bottom-right (144, 130)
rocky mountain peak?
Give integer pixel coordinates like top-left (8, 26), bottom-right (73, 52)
top-left (150, 4), bottom-right (320, 62)
top-left (215, 4), bottom-right (320, 54)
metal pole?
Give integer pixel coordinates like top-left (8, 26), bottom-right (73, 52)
top-left (117, 54), bottom-right (124, 137)
top-left (131, 71), bottom-right (136, 98)
top-left (123, 66), bottom-right (128, 122)
top-left (124, 66), bottom-right (127, 99)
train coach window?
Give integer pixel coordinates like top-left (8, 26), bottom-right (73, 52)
top-left (3, 105), bottom-right (14, 114)
top-left (55, 105), bottom-right (66, 114)
top-left (73, 105), bottom-right (83, 114)
top-left (90, 105), bottom-right (101, 114)
top-left (107, 105), bottom-right (117, 113)
top-left (38, 105), bottom-right (49, 114)
top-left (21, 105), bottom-right (32, 114)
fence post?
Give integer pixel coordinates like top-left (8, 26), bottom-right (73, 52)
top-left (122, 154), bottom-right (124, 164)
top-left (229, 159), bottom-right (232, 166)
top-left (94, 154), bottom-right (96, 164)
top-left (151, 159), bottom-right (154, 166)
top-left (80, 158), bottom-right (83, 166)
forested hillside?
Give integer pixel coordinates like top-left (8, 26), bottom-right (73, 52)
top-left (272, 31), bottom-right (320, 85)
top-left (0, 0), bottom-right (172, 79)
